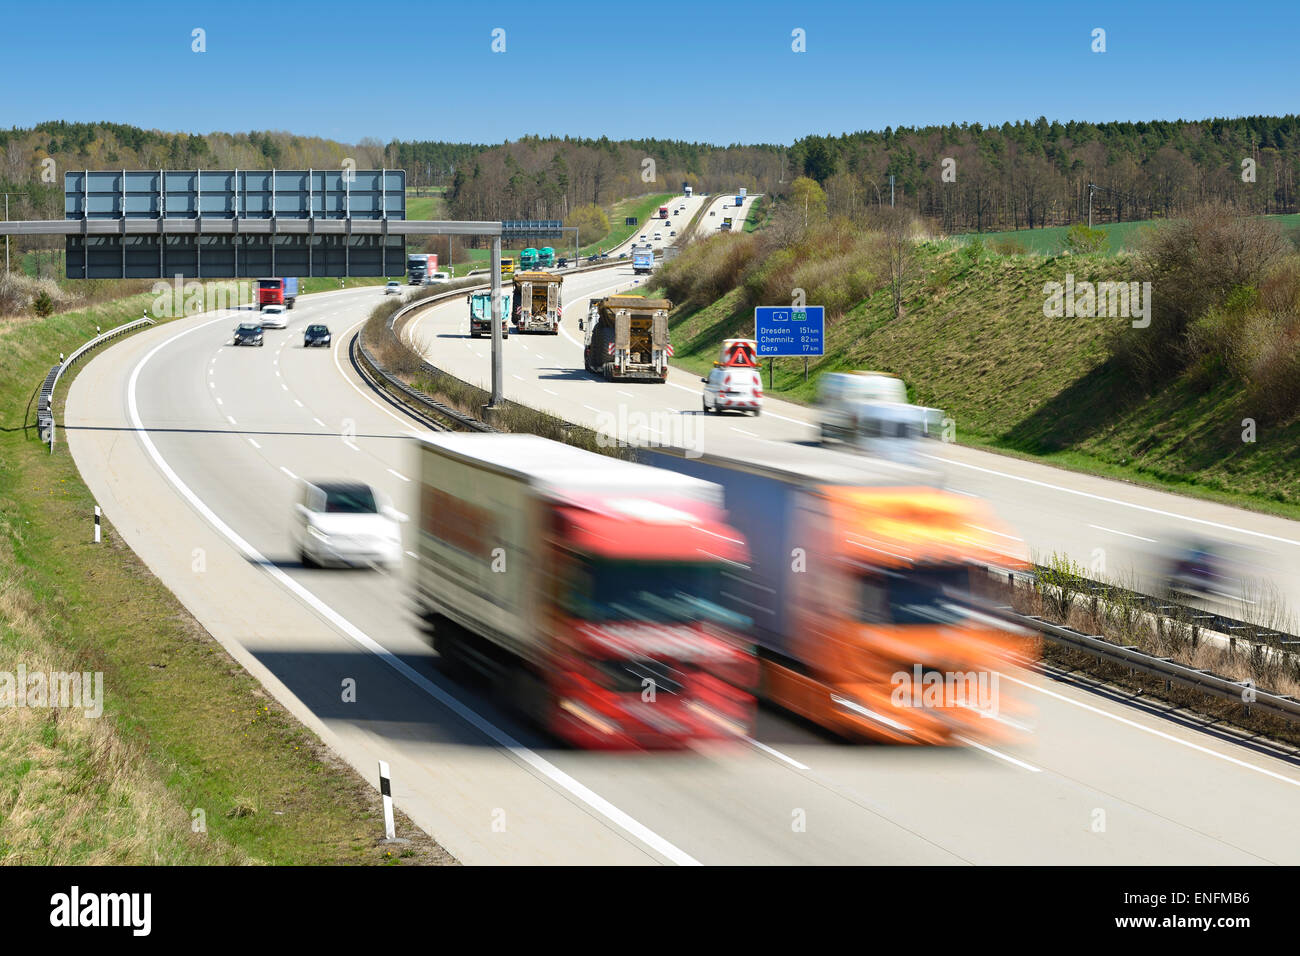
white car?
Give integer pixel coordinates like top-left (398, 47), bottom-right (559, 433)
top-left (653, 232), bottom-right (662, 240)
top-left (702, 364), bottom-right (763, 415)
top-left (384, 281), bottom-right (402, 295)
top-left (425, 272), bottom-right (450, 284)
top-left (259, 304), bottom-right (287, 328)
top-left (294, 480), bottom-right (404, 569)
top-left (640, 234), bottom-right (647, 240)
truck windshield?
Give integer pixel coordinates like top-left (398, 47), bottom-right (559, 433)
top-left (565, 560), bottom-right (748, 628)
top-left (858, 566), bottom-right (972, 626)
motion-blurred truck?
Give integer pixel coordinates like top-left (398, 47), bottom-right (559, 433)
top-left (631, 242), bottom-right (654, 275)
top-left (643, 436), bottom-right (1033, 745)
top-left (511, 270), bottom-right (563, 333)
top-left (581, 294), bottom-right (672, 381)
top-left (468, 290), bottom-right (512, 339)
top-left (817, 371), bottom-right (945, 462)
top-left (414, 433), bottom-right (758, 749)
top-left (257, 277), bottom-right (298, 310)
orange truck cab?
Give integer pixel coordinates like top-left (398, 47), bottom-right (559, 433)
top-left (643, 437), bottom-right (1034, 745)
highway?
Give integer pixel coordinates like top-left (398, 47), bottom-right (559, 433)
top-left (63, 274), bottom-right (1300, 865)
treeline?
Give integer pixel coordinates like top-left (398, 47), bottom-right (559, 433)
top-left (444, 135), bottom-right (785, 222)
top-left (787, 115), bottom-right (1300, 233)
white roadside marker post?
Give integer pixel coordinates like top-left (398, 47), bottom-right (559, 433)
top-left (94, 506), bottom-right (101, 543)
top-left (378, 761), bottom-right (409, 845)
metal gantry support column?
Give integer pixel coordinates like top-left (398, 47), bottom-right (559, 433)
top-left (490, 234), bottom-right (503, 407)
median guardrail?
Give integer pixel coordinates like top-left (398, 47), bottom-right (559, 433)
top-left (36, 315), bottom-right (155, 448)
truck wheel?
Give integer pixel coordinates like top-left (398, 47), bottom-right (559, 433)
top-left (299, 548), bottom-right (315, 569)
top-left (751, 408), bottom-right (762, 417)
top-left (702, 397), bottom-right (711, 414)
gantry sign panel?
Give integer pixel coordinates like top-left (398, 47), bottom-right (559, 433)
top-left (64, 169), bottom-right (406, 278)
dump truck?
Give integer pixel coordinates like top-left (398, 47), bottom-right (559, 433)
top-left (510, 270), bottom-right (563, 334)
top-left (581, 294), bottom-right (672, 381)
top-left (641, 436), bottom-right (1034, 745)
top-left (414, 433), bottom-right (757, 749)
top-left (631, 242), bottom-right (654, 275)
top-left (467, 290), bottom-right (512, 338)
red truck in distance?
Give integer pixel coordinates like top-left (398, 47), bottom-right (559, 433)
top-left (256, 277), bottom-right (298, 310)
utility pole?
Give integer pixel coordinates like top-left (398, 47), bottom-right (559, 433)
top-left (4, 194), bottom-right (8, 274)
top-left (489, 234), bottom-right (503, 407)
top-left (1088, 183), bottom-right (1095, 229)
top-left (889, 174), bottom-right (895, 207)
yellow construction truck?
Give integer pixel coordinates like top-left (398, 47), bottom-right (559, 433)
top-left (511, 270), bottom-right (563, 334)
top-left (580, 294), bottom-right (672, 382)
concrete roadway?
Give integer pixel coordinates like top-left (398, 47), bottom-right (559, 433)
top-left (63, 277), bottom-right (1300, 864)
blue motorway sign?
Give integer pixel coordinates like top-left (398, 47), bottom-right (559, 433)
top-left (755, 306), bottom-right (824, 356)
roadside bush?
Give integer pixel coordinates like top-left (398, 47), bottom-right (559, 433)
top-left (1065, 224), bottom-right (1108, 255)
top-left (32, 291), bottom-right (54, 316)
top-left (988, 237), bottom-right (1027, 255)
top-left (1113, 202), bottom-right (1291, 387)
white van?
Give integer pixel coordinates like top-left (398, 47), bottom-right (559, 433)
top-left (702, 364), bottom-right (763, 415)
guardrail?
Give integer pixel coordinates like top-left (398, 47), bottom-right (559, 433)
top-left (36, 315), bottom-right (155, 448)
top-left (988, 563), bottom-right (1300, 649)
top-left (985, 595), bottom-right (1300, 726)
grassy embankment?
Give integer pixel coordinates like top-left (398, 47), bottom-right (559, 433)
top-left (651, 228), bottom-right (1300, 520)
top-left (0, 284), bottom-right (452, 864)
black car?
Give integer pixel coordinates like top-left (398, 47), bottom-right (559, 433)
top-left (233, 322), bottom-right (264, 347)
top-left (587, 254), bottom-right (600, 263)
top-left (557, 257), bottom-right (568, 268)
top-left (303, 324), bottom-right (331, 348)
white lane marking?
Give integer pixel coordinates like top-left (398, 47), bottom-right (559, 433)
top-left (953, 736), bottom-right (1042, 772)
top-left (512, 374), bottom-right (524, 381)
top-left (294, 399), bottom-right (304, 408)
top-left (275, 370), bottom-right (281, 378)
top-left (278, 466), bottom-right (297, 480)
top-left (584, 404), bottom-right (600, 413)
top-left (313, 417), bottom-right (327, 428)
top-left (543, 388), bottom-right (557, 396)
top-left (1001, 672), bottom-right (1300, 788)
top-left (128, 320), bottom-right (699, 866)
top-left (618, 390), bottom-right (634, 398)
top-left (746, 737), bottom-right (810, 771)
top-left (1089, 524), bottom-right (1157, 543)
top-left (731, 427), bottom-right (758, 437)
top-left (226, 414), bottom-right (236, 425)
top-left (927, 454), bottom-right (1300, 549)
top-left (386, 468), bottom-right (410, 482)
top-left (971, 524), bottom-right (1024, 542)
top-left (281, 383), bottom-right (289, 392)
top-left (663, 381), bottom-right (808, 425)
top-left (248, 438), bottom-right (261, 450)
top-left (215, 397), bottom-right (223, 405)
top-left (404, 550), bottom-right (419, 560)
top-left (332, 317), bottom-right (432, 435)
top-left (209, 381), bottom-right (215, 389)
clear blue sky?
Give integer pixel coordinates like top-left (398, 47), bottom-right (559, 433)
top-left (4, 0), bottom-right (1298, 146)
